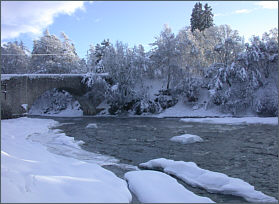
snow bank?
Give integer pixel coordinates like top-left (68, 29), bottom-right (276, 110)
top-left (28, 127), bottom-right (118, 166)
top-left (170, 134), bottom-right (203, 144)
top-left (157, 101), bottom-right (230, 118)
top-left (181, 117), bottom-right (278, 125)
top-left (124, 170), bottom-right (214, 203)
top-left (29, 107), bottom-right (83, 117)
top-left (140, 158), bottom-right (277, 203)
top-left (86, 123), bottom-right (98, 128)
top-left (1, 117), bottom-right (132, 203)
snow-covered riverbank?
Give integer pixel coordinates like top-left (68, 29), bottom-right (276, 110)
top-left (2, 116), bottom-right (278, 203)
top-left (1, 117), bottom-right (132, 203)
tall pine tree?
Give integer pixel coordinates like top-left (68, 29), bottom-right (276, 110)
top-left (190, 2), bottom-right (214, 32)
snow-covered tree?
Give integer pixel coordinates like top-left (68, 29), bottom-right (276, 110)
top-left (204, 30), bottom-right (278, 116)
top-left (150, 25), bottom-right (180, 90)
top-left (105, 42), bottom-right (140, 108)
top-left (86, 44), bottom-right (97, 73)
top-left (31, 29), bottom-right (82, 73)
top-left (94, 39), bottom-right (111, 73)
top-left (183, 25), bottom-right (243, 69)
top-left (205, 63), bottom-right (251, 114)
top-left (1, 41), bottom-right (30, 73)
top-left (213, 25), bottom-right (244, 66)
top-left (60, 32), bottom-right (83, 73)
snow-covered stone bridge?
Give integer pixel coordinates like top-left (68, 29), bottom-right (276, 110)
top-left (1, 74), bottom-right (108, 117)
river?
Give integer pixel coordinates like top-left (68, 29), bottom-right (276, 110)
top-left (32, 116), bottom-right (278, 203)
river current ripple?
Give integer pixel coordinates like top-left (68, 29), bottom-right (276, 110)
top-left (46, 116), bottom-right (277, 203)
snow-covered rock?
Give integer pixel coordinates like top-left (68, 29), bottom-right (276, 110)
top-left (1, 117), bottom-right (132, 203)
top-left (170, 134), bottom-right (203, 144)
top-left (140, 158), bottom-right (277, 203)
top-left (86, 123), bottom-right (98, 128)
top-left (21, 104), bottom-right (28, 111)
top-left (124, 170), bottom-right (214, 203)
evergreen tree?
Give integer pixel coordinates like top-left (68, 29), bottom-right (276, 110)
top-left (202, 3), bottom-right (214, 31)
top-left (190, 2), bottom-right (203, 32)
top-left (94, 39), bottom-right (111, 73)
top-left (190, 2), bottom-right (214, 32)
top-left (86, 44), bottom-right (97, 72)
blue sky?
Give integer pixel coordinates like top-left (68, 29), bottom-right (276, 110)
top-left (1, 1), bottom-right (278, 58)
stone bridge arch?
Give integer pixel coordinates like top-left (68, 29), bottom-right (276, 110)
top-left (1, 74), bottom-right (107, 117)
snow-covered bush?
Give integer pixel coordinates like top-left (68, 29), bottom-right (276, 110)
top-left (156, 94), bottom-right (178, 109)
top-left (205, 63), bottom-right (254, 115)
top-left (253, 86), bottom-right (278, 117)
top-left (133, 99), bottom-right (162, 115)
top-left (183, 77), bottom-right (201, 102)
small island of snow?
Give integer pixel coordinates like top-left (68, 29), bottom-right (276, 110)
top-left (124, 170), bottom-right (214, 203)
top-left (86, 123), bottom-right (98, 128)
top-left (170, 134), bottom-right (203, 144)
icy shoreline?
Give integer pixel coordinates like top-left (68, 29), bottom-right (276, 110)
top-left (140, 158), bottom-right (278, 203)
top-left (2, 116), bottom-right (278, 202)
top-left (28, 113), bottom-right (278, 126)
top-left (1, 117), bottom-right (132, 203)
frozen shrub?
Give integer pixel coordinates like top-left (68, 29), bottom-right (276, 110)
top-left (184, 77), bottom-right (201, 102)
top-left (133, 98), bottom-right (164, 115)
top-left (253, 87), bottom-right (278, 117)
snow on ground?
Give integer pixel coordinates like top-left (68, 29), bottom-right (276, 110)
top-left (157, 101), bottom-right (231, 118)
top-left (181, 117), bottom-right (278, 125)
top-left (142, 79), bottom-right (165, 100)
top-left (140, 158), bottom-right (277, 203)
top-left (170, 134), bottom-right (203, 144)
top-left (1, 117), bottom-right (132, 203)
top-left (86, 123), bottom-right (98, 128)
top-left (124, 170), bottom-right (214, 203)
top-left (32, 107), bottom-right (84, 117)
top-left (28, 125), bottom-right (118, 166)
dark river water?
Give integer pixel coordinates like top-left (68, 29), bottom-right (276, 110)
top-left (34, 116), bottom-right (278, 203)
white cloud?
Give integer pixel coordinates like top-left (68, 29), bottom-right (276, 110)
top-left (234, 9), bottom-right (252, 14)
top-left (255, 1), bottom-right (278, 9)
top-left (1, 1), bottom-right (85, 40)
